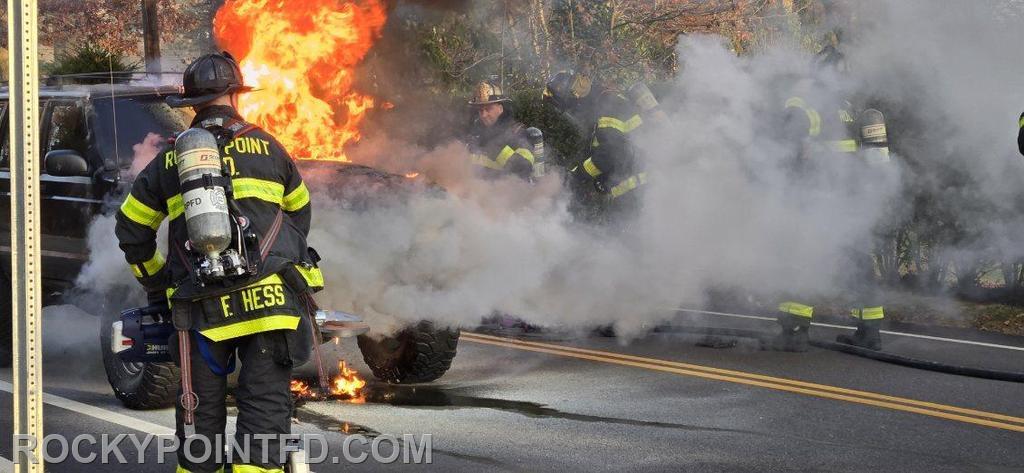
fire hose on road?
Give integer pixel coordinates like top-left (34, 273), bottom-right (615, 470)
top-left (653, 324), bottom-right (1024, 384)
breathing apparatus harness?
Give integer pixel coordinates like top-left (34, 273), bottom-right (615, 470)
top-left (170, 117), bottom-right (287, 436)
top-left (175, 118), bottom-right (265, 287)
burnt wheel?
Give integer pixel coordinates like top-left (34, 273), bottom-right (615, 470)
top-left (357, 321), bottom-right (459, 384)
top-left (100, 310), bottom-right (179, 409)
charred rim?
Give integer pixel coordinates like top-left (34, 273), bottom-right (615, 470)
top-left (356, 321), bottom-right (460, 384)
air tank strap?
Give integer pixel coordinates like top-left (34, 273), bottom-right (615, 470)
top-left (179, 174), bottom-right (233, 194)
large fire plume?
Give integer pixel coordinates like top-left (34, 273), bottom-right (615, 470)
top-left (213, 0), bottom-right (388, 161)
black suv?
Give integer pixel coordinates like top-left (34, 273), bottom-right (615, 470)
top-left (0, 82), bottom-right (458, 409)
top-left (0, 84), bottom-right (190, 288)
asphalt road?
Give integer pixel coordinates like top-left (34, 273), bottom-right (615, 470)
top-left (1, 305), bottom-right (1023, 472)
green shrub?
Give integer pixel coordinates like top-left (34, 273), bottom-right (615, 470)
top-left (44, 44), bottom-right (139, 84)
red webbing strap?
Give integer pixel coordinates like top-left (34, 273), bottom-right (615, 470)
top-left (301, 293), bottom-right (329, 393)
top-left (178, 330), bottom-right (198, 431)
top-left (259, 209), bottom-right (285, 261)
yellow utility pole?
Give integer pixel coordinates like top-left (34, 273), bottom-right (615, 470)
top-left (7, 0), bottom-right (43, 471)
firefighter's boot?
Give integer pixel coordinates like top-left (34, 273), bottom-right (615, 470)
top-left (771, 302), bottom-right (814, 352)
top-left (836, 307), bottom-right (883, 351)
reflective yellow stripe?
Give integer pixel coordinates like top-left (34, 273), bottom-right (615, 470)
top-left (166, 194), bottom-right (183, 220)
top-left (1019, 115), bottom-right (1024, 128)
top-left (119, 194), bottom-right (165, 230)
top-left (785, 97), bottom-right (822, 137)
top-left (471, 153), bottom-right (504, 171)
top-left (177, 465), bottom-right (224, 473)
top-left (851, 307), bottom-right (885, 320)
top-left (231, 465), bottom-right (283, 473)
top-left (493, 146), bottom-right (517, 168)
top-left (597, 114), bottom-right (643, 134)
top-left (778, 301), bottom-right (814, 318)
top-left (132, 250), bottom-right (165, 279)
top-left (512, 148), bottom-right (536, 165)
top-left (250, 273), bottom-right (284, 287)
top-left (233, 178), bottom-right (285, 205)
top-left (295, 265), bottom-right (324, 289)
top-left (169, 178), bottom-right (293, 217)
top-left (610, 172), bottom-right (647, 198)
top-left (829, 139), bottom-right (859, 153)
top-left (199, 314), bottom-right (300, 342)
top-left (582, 158), bottom-right (602, 177)
top-left (282, 182), bottom-right (310, 212)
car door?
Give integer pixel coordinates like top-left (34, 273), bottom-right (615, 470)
top-left (37, 98), bottom-right (103, 284)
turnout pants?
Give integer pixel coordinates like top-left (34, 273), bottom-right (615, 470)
top-left (170, 330), bottom-right (295, 473)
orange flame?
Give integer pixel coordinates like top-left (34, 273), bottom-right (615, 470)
top-left (214, 0), bottom-right (388, 162)
top-left (290, 361), bottom-right (367, 402)
top-left (333, 361), bottom-right (367, 402)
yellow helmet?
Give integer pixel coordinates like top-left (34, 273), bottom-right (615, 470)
top-left (469, 81), bottom-right (510, 106)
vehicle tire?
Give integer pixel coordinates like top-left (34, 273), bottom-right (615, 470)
top-left (0, 274), bottom-right (11, 368)
top-left (100, 309), bottom-right (179, 409)
top-left (356, 321), bottom-right (459, 384)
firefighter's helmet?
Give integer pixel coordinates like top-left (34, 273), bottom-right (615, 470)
top-left (469, 81), bottom-right (510, 106)
top-left (167, 52), bottom-right (254, 108)
top-left (543, 70), bottom-right (592, 112)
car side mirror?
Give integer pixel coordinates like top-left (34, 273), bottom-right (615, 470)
top-left (44, 150), bottom-right (89, 177)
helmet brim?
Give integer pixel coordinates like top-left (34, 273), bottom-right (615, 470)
top-left (166, 85), bottom-right (255, 108)
top-left (468, 98), bottom-right (510, 106)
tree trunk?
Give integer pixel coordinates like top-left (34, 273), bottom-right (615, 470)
top-left (142, 0), bottom-right (161, 76)
top-left (537, 0), bottom-right (552, 75)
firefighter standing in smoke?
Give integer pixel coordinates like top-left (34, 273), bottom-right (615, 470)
top-left (1018, 109), bottom-right (1024, 156)
top-left (772, 44), bottom-right (892, 352)
top-left (543, 70), bottom-right (656, 224)
top-left (115, 52), bottom-right (323, 473)
top-left (466, 80), bottom-right (538, 180)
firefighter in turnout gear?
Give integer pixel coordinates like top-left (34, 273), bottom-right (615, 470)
top-left (1018, 110), bottom-right (1024, 156)
top-left (772, 46), bottom-right (890, 352)
top-left (466, 81), bottom-right (537, 180)
top-left (544, 70), bottom-right (649, 224)
top-left (115, 52), bottom-right (322, 473)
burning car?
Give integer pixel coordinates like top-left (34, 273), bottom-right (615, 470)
top-left (0, 79), bottom-right (459, 410)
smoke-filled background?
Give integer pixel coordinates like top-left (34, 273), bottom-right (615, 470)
top-left (68, 0), bottom-right (1024, 337)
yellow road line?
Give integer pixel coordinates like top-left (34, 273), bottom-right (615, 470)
top-left (461, 332), bottom-right (1024, 433)
top-left (464, 332), bottom-right (1024, 424)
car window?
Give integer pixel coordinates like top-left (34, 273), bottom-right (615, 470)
top-left (91, 97), bottom-right (193, 172)
top-left (45, 101), bottom-right (88, 157)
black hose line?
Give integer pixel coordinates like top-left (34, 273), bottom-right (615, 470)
top-left (653, 325), bottom-right (1024, 384)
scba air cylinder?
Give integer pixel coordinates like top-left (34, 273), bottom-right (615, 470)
top-left (174, 128), bottom-right (232, 274)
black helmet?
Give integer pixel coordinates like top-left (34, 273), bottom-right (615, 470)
top-left (543, 70), bottom-right (592, 112)
top-left (166, 52), bottom-right (253, 108)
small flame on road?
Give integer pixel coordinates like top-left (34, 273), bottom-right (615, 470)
top-left (290, 361), bottom-right (367, 402)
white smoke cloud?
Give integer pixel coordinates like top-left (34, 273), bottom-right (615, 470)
top-left (74, 1), bottom-right (1024, 338)
top-left (307, 35), bottom-right (903, 336)
top-left (129, 132), bottom-right (167, 177)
